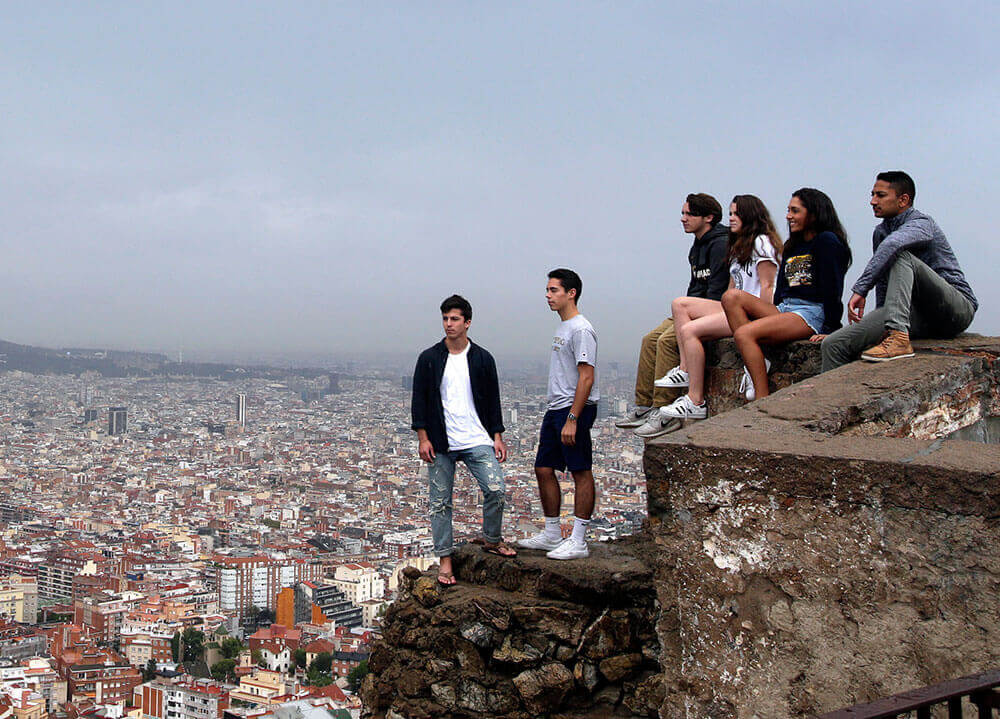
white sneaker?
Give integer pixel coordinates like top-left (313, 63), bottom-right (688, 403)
top-left (653, 366), bottom-right (689, 388)
top-left (660, 394), bottom-right (707, 420)
top-left (633, 411), bottom-right (683, 438)
top-left (615, 406), bottom-right (655, 428)
top-left (546, 538), bottom-right (589, 560)
top-left (517, 532), bottom-right (563, 551)
top-left (739, 359), bottom-right (772, 401)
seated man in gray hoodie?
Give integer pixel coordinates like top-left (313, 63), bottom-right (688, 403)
top-left (821, 171), bottom-right (977, 369)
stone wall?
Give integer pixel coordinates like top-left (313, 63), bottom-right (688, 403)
top-left (362, 537), bottom-right (662, 718)
top-left (645, 335), bottom-right (1000, 717)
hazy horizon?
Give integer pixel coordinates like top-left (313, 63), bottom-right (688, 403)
top-left (3, 2), bottom-right (998, 361)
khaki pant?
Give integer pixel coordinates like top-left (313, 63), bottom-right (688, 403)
top-left (634, 317), bottom-right (682, 407)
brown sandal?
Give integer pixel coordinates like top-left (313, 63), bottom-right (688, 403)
top-left (437, 572), bottom-right (457, 586)
top-left (483, 542), bottom-right (517, 558)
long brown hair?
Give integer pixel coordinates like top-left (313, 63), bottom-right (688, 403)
top-left (728, 195), bottom-right (783, 269)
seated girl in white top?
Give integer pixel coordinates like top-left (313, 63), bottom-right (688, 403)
top-left (653, 195), bottom-right (782, 420)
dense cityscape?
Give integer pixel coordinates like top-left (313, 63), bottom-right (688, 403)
top-left (0, 360), bottom-right (647, 719)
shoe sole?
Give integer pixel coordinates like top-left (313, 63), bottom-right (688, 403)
top-left (653, 381), bottom-right (689, 388)
top-left (517, 541), bottom-right (562, 551)
top-left (615, 418), bottom-right (650, 428)
top-left (546, 551), bottom-right (590, 560)
top-left (634, 419), bottom-right (683, 438)
top-left (861, 352), bottom-right (915, 362)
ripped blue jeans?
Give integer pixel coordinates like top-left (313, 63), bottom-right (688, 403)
top-left (427, 444), bottom-right (505, 557)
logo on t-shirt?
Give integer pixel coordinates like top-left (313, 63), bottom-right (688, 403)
top-left (785, 255), bottom-right (813, 287)
top-left (552, 336), bottom-right (565, 352)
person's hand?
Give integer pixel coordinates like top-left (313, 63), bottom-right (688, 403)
top-left (847, 293), bottom-right (866, 323)
top-left (561, 421), bottom-right (576, 446)
top-left (419, 439), bottom-right (435, 463)
top-left (809, 334), bottom-right (827, 343)
top-left (494, 437), bottom-right (508, 462)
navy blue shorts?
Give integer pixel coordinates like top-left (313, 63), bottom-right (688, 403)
top-left (534, 404), bottom-right (597, 472)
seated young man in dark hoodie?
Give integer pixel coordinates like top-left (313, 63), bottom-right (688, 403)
top-left (617, 193), bottom-right (729, 437)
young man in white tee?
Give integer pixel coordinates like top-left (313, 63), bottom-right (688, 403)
top-left (518, 269), bottom-right (599, 560)
top-left (411, 295), bottom-right (516, 586)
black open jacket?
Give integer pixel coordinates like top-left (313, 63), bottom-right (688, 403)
top-left (411, 339), bottom-right (505, 454)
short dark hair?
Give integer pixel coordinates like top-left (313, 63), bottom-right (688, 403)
top-left (876, 170), bottom-right (916, 203)
top-left (440, 294), bottom-right (472, 321)
top-left (686, 193), bottom-right (723, 225)
top-left (547, 268), bottom-right (583, 303)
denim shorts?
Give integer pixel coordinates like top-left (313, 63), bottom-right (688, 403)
top-left (777, 298), bottom-right (824, 334)
top-left (534, 404), bottom-right (597, 472)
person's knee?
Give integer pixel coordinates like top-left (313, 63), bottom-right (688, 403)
top-left (732, 324), bottom-right (753, 346)
top-left (670, 297), bottom-right (685, 317)
top-left (721, 288), bottom-right (742, 311)
top-left (429, 496), bottom-right (452, 515)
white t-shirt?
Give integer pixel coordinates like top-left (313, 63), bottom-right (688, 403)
top-left (547, 314), bottom-right (599, 410)
top-left (730, 234), bottom-right (781, 299)
top-left (440, 343), bottom-right (492, 451)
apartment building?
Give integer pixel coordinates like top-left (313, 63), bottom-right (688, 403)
top-left (0, 576), bottom-right (37, 624)
top-left (329, 564), bottom-right (383, 606)
top-left (73, 592), bottom-right (144, 646)
top-left (213, 557), bottom-right (323, 619)
top-left (136, 678), bottom-right (229, 719)
top-left (36, 555), bottom-right (102, 604)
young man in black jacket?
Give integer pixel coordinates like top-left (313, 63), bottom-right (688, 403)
top-left (616, 193), bottom-right (729, 430)
top-left (411, 295), bottom-right (515, 585)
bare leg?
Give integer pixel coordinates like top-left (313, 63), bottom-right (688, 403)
top-left (733, 313), bottom-right (813, 398)
top-left (534, 466), bottom-right (562, 517)
top-left (721, 288), bottom-right (780, 333)
top-left (570, 470), bottom-right (595, 520)
top-left (671, 297), bottom-right (722, 370)
top-left (679, 311), bottom-right (736, 404)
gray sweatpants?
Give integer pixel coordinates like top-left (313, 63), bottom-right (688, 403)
top-left (821, 251), bottom-right (975, 372)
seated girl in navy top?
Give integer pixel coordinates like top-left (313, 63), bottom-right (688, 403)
top-left (721, 187), bottom-right (851, 401)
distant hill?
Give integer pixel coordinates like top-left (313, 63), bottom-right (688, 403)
top-left (0, 339), bottom-right (330, 380)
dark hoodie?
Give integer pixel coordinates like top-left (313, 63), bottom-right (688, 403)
top-left (686, 223), bottom-right (730, 300)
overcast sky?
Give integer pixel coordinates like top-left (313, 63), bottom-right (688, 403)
top-left (2, 2), bottom-right (998, 363)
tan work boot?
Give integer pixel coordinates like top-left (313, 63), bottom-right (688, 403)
top-left (861, 330), bottom-right (914, 362)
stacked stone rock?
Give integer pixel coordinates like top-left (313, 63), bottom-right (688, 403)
top-left (361, 537), bottom-right (663, 718)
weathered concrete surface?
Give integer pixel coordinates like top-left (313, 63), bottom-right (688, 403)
top-left (704, 338), bottom-right (823, 414)
top-left (361, 537), bottom-right (662, 718)
top-left (646, 336), bottom-right (1000, 717)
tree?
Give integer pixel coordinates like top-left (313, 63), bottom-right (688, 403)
top-left (256, 607), bottom-right (276, 627)
top-left (251, 648), bottom-right (264, 666)
top-left (142, 658), bottom-right (158, 681)
top-left (347, 660), bottom-right (369, 692)
top-left (210, 659), bottom-right (238, 683)
top-left (305, 665), bottom-right (332, 687)
top-left (220, 637), bottom-right (243, 659)
top-left (262, 518), bottom-right (280, 529)
top-left (182, 627), bottom-right (205, 663)
top-left (310, 652), bottom-right (332, 673)
top-left (293, 648), bottom-right (308, 669)
top-left (171, 632), bottom-right (181, 663)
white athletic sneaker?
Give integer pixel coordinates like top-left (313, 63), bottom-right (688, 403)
top-left (653, 366), bottom-right (689, 388)
top-left (660, 394), bottom-right (707, 420)
top-left (517, 532), bottom-right (563, 551)
top-left (633, 411), bottom-right (683, 438)
top-left (615, 406), bottom-right (655, 428)
top-left (739, 359), bottom-right (772, 401)
top-left (546, 538), bottom-right (590, 560)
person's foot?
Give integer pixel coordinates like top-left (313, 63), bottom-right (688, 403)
top-left (546, 538), bottom-right (589, 560)
top-left (660, 394), bottom-right (707, 420)
top-left (653, 366), bottom-right (690, 388)
top-left (739, 359), bottom-right (772, 401)
top-left (861, 330), bottom-right (914, 362)
top-left (615, 406), bottom-right (655, 428)
top-left (437, 571), bottom-right (457, 586)
top-left (517, 532), bottom-right (563, 551)
top-left (633, 410), bottom-right (683, 438)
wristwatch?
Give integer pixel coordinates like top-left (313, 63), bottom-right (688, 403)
top-left (567, 412), bottom-right (578, 422)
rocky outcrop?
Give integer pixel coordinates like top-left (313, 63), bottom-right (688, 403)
top-left (361, 537), bottom-right (662, 718)
top-left (367, 335), bottom-right (1000, 718)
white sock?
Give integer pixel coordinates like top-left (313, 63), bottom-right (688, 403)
top-left (571, 517), bottom-right (590, 544)
top-left (544, 516), bottom-right (561, 541)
